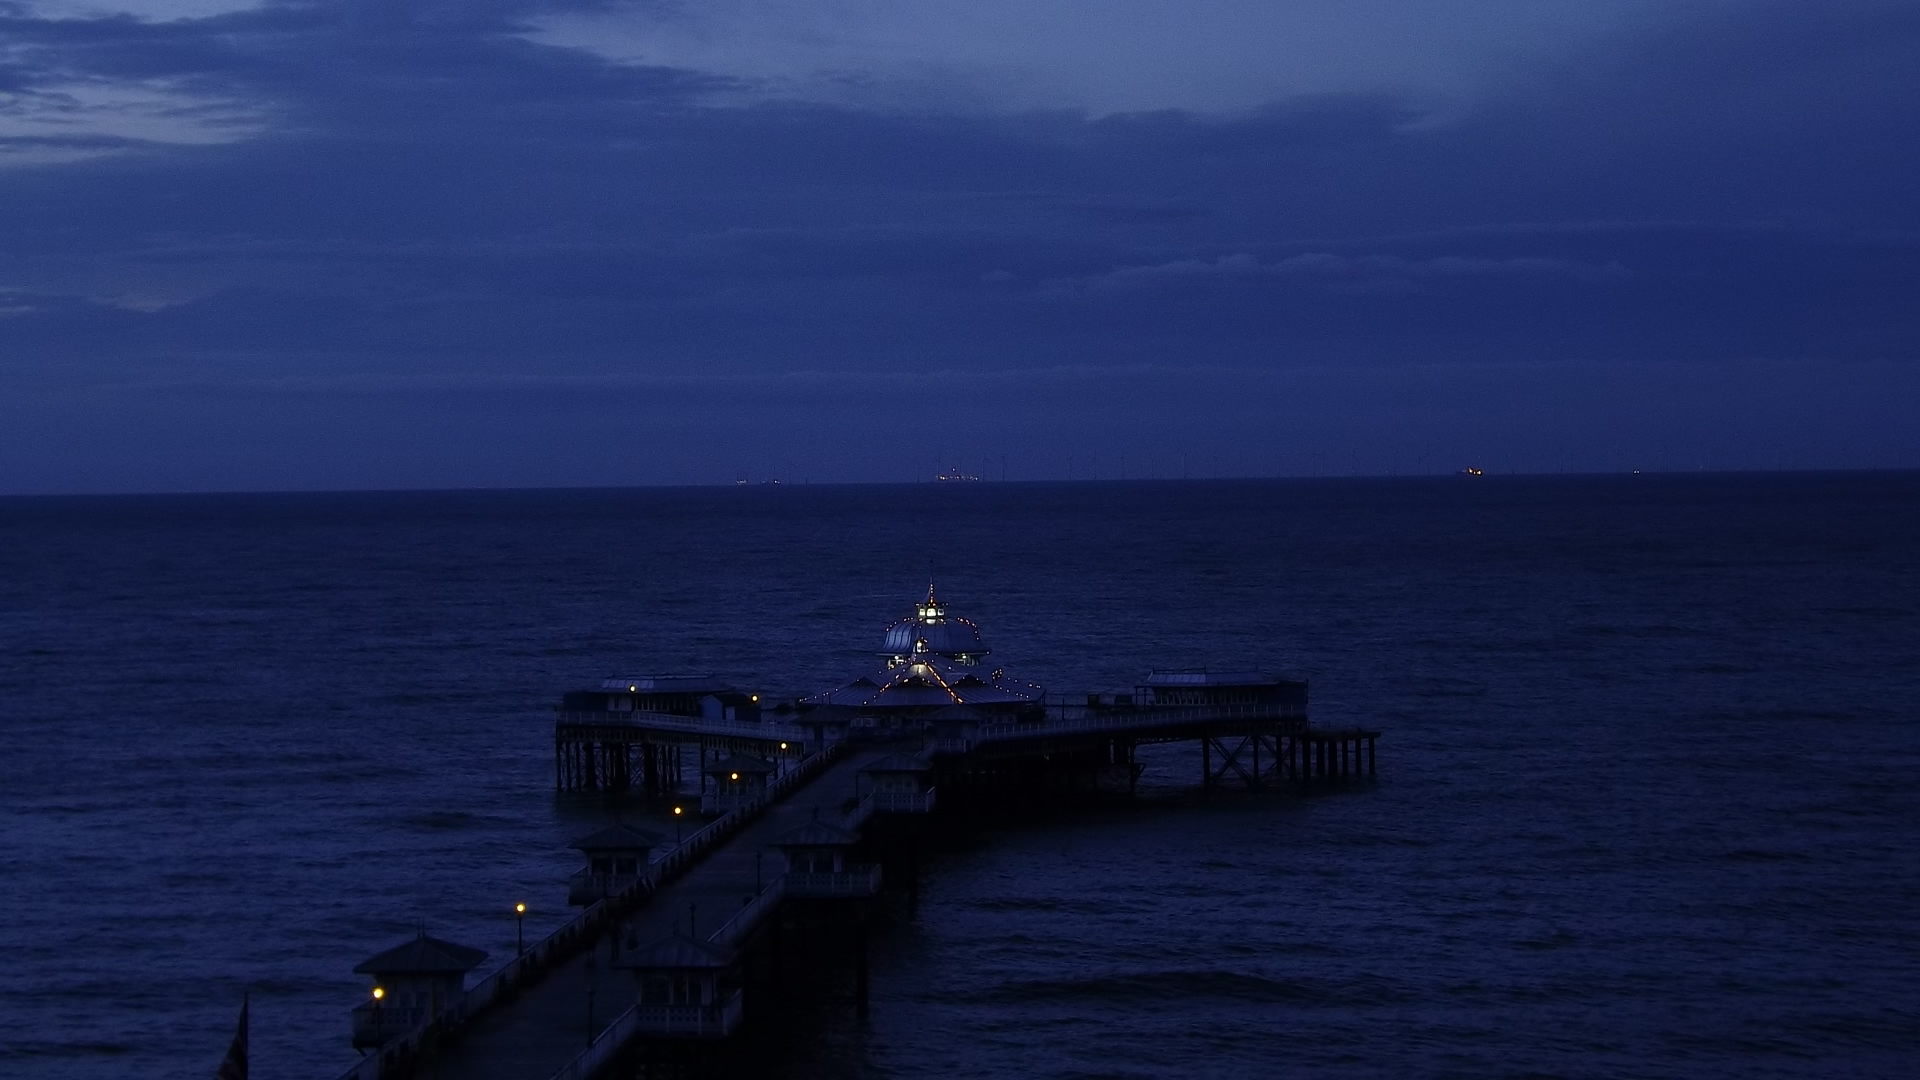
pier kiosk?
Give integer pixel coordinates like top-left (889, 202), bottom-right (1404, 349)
top-left (613, 934), bottom-right (742, 1038)
top-left (350, 932), bottom-right (486, 1049)
top-left (856, 753), bottom-right (936, 814)
top-left (699, 754), bottom-right (775, 814)
top-left (568, 824), bottom-right (664, 906)
top-left (771, 818), bottom-right (879, 898)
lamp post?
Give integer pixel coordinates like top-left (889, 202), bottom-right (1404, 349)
top-left (514, 902), bottom-right (526, 955)
top-left (673, 805), bottom-right (683, 845)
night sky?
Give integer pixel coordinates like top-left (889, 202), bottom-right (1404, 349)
top-left (2, 1), bottom-right (1916, 492)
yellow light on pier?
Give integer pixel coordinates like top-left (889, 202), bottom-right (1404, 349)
top-left (730, 772), bottom-right (739, 781)
top-left (779, 742), bottom-right (788, 750)
top-left (515, 902), bottom-right (526, 915)
top-left (372, 986), bottom-right (385, 1001)
top-left (673, 806), bottom-right (683, 815)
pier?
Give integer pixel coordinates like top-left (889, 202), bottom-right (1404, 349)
top-left (337, 590), bottom-right (1380, 1080)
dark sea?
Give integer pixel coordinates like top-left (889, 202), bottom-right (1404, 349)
top-left (2, 475), bottom-right (1918, 1080)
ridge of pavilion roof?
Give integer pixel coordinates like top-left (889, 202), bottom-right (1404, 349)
top-left (354, 932), bottom-right (488, 976)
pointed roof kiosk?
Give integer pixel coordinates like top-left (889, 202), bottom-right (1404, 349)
top-left (350, 932), bottom-right (487, 1049)
top-left (612, 933), bottom-right (743, 1037)
top-left (568, 823), bottom-right (665, 906)
top-left (771, 815), bottom-right (880, 898)
top-left (857, 752), bottom-right (937, 813)
top-left (924, 703), bottom-right (993, 754)
top-left (698, 753), bottom-right (776, 815)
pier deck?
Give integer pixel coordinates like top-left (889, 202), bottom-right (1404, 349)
top-left (428, 746), bottom-right (895, 1080)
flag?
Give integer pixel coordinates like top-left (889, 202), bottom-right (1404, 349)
top-left (214, 993), bottom-right (247, 1080)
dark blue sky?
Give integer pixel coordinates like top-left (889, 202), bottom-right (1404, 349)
top-left (1, 0), bottom-right (1916, 492)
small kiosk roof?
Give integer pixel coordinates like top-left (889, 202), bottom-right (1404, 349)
top-left (354, 933), bottom-right (488, 976)
top-left (619, 933), bottom-right (734, 970)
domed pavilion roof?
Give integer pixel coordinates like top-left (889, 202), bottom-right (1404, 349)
top-left (880, 584), bottom-right (989, 661)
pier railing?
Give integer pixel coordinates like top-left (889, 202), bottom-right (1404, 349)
top-left (708, 876), bottom-right (787, 950)
top-left (847, 787), bottom-right (937, 827)
top-left (784, 865), bottom-right (883, 899)
top-left (551, 992), bottom-right (745, 1080)
top-left (334, 740), bottom-right (849, 1080)
top-left (554, 709), bottom-right (810, 745)
top-left (934, 702), bottom-right (1309, 754)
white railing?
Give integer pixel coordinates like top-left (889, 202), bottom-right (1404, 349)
top-left (550, 993), bottom-right (745, 1080)
top-left (932, 703), bottom-right (1309, 753)
top-left (866, 789), bottom-right (936, 814)
top-left (627, 994), bottom-right (744, 1036)
top-left (708, 877), bottom-right (786, 950)
top-left (567, 870), bottom-right (643, 906)
top-left (784, 866), bottom-right (882, 899)
top-left (334, 741), bottom-right (849, 1080)
top-left (847, 787), bottom-right (937, 828)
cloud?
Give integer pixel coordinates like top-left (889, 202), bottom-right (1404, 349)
top-left (527, 0), bottom-right (1700, 115)
top-left (0, 0), bottom-right (1915, 491)
top-left (1060, 252), bottom-right (1633, 294)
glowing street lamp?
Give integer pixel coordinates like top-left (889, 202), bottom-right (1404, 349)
top-left (514, 902), bottom-right (527, 955)
top-left (672, 806), bottom-right (683, 844)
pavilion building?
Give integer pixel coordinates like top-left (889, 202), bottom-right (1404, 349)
top-left (801, 585), bottom-right (1043, 720)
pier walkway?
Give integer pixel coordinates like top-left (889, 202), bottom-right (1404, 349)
top-left (424, 745), bottom-right (896, 1080)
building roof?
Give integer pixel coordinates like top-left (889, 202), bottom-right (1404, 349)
top-left (354, 933), bottom-right (488, 976)
top-left (616, 933), bottom-right (734, 970)
top-left (771, 819), bottom-right (859, 848)
top-left (860, 753), bottom-right (931, 774)
top-left (702, 753), bottom-right (776, 777)
top-left (571, 823), bottom-right (664, 852)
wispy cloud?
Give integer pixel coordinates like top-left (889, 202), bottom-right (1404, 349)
top-left (1054, 252), bottom-right (1632, 294)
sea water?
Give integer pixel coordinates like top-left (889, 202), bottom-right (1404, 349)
top-left (1, 475), bottom-right (1916, 1079)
